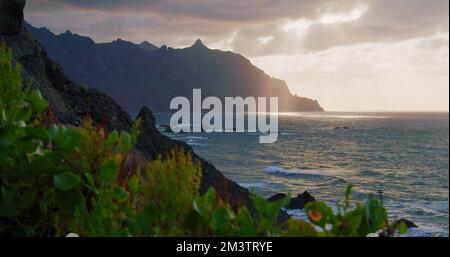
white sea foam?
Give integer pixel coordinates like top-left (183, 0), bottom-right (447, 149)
top-left (279, 132), bottom-right (297, 135)
top-left (264, 166), bottom-right (335, 176)
top-left (184, 136), bottom-right (209, 140)
top-left (186, 139), bottom-right (206, 146)
top-left (237, 181), bottom-right (266, 189)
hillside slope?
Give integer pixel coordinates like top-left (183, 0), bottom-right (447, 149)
top-left (0, 0), bottom-right (255, 212)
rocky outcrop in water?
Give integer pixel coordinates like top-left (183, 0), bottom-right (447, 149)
top-left (268, 191), bottom-right (316, 209)
top-left (396, 219), bottom-right (418, 228)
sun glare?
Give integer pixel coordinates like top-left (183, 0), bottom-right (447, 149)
top-left (319, 6), bottom-right (369, 24)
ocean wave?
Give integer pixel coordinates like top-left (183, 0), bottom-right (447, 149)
top-left (280, 132), bottom-right (297, 135)
top-left (285, 209), bottom-right (308, 220)
top-left (186, 139), bottom-right (206, 146)
top-left (185, 136), bottom-right (209, 140)
top-left (264, 166), bottom-right (335, 176)
top-left (237, 181), bottom-right (267, 189)
top-left (403, 224), bottom-right (449, 237)
top-left (417, 201), bottom-right (449, 213)
top-left (166, 134), bottom-right (184, 140)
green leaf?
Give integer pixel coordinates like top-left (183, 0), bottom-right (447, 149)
top-left (18, 191), bottom-right (35, 209)
top-left (128, 175), bottom-right (139, 193)
top-left (55, 189), bottom-right (86, 216)
top-left (304, 201), bottom-right (335, 228)
top-left (236, 207), bottom-right (254, 227)
top-left (84, 172), bottom-right (95, 188)
top-left (28, 153), bottom-right (63, 176)
top-left (266, 195), bottom-right (290, 221)
top-left (39, 199), bottom-right (49, 218)
top-left (99, 160), bottom-right (118, 185)
top-left (53, 172), bottom-right (81, 191)
top-left (211, 207), bottom-right (235, 234)
top-left (284, 219), bottom-right (319, 237)
top-left (397, 221), bottom-right (408, 235)
top-left (136, 206), bottom-right (157, 233)
top-left (27, 90), bottom-right (48, 114)
top-left (363, 197), bottom-right (386, 232)
top-left (0, 187), bottom-right (19, 217)
top-left (120, 132), bottom-right (132, 151)
top-left (16, 108), bottom-right (31, 123)
top-left (26, 140), bottom-right (44, 159)
top-left (104, 130), bottom-right (119, 148)
top-left (212, 207), bottom-right (235, 224)
top-left (114, 187), bottom-right (129, 202)
top-left (84, 172), bottom-right (97, 193)
top-left (345, 184), bottom-right (353, 210)
top-left (192, 197), bottom-right (207, 218)
top-left (48, 125), bottom-right (60, 140)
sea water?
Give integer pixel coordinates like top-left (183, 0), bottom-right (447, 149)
top-left (155, 112), bottom-right (449, 237)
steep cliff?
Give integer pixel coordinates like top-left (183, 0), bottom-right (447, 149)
top-left (0, 0), bottom-right (253, 211)
top-left (27, 24), bottom-right (324, 113)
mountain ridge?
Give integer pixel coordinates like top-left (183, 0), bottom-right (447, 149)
top-left (26, 23), bottom-right (324, 114)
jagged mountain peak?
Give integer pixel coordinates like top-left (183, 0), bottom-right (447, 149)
top-left (26, 22), bottom-right (324, 113)
top-left (192, 38), bottom-right (207, 49)
top-left (139, 41), bottom-right (158, 52)
top-left (112, 38), bottom-right (129, 44)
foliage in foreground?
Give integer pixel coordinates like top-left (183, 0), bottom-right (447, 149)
top-left (0, 45), bottom-right (407, 237)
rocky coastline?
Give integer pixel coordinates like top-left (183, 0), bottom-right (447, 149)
top-left (0, 0), bottom-right (268, 217)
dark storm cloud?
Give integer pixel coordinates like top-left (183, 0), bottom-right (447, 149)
top-left (46, 0), bottom-right (358, 21)
top-left (25, 0), bottom-right (449, 56)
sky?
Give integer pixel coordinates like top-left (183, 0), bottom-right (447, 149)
top-left (25, 0), bottom-right (449, 111)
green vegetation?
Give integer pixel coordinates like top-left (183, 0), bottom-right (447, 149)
top-left (141, 152), bottom-right (201, 236)
top-left (0, 45), bottom-right (407, 237)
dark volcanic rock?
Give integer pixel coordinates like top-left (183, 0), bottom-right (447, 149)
top-left (268, 191), bottom-right (316, 210)
top-left (0, 0), bottom-right (25, 35)
top-left (288, 191), bottom-right (316, 209)
top-left (267, 193), bottom-right (288, 203)
top-left (0, 0), bottom-right (280, 219)
top-left (334, 126), bottom-right (353, 130)
top-left (396, 218), bottom-right (418, 228)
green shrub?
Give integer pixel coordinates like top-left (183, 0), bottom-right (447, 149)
top-left (290, 185), bottom-right (408, 237)
top-left (0, 45), bottom-right (141, 236)
top-left (0, 44), bottom-right (25, 109)
top-left (0, 87), bottom-right (141, 236)
top-left (140, 150), bottom-right (201, 236)
top-left (187, 187), bottom-right (290, 236)
top-left (187, 186), bottom-right (408, 237)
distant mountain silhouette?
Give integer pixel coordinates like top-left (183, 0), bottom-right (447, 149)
top-left (26, 23), bottom-right (324, 113)
top-left (139, 41), bottom-right (158, 52)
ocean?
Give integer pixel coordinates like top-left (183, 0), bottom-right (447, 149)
top-left (154, 112), bottom-right (449, 237)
